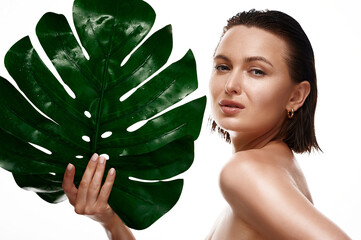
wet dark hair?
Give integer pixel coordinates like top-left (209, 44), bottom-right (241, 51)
top-left (211, 9), bottom-right (321, 153)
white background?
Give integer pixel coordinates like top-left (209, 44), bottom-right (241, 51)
top-left (1, 0), bottom-right (361, 239)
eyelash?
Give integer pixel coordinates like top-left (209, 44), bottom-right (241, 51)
top-left (214, 64), bottom-right (230, 72)
top-left (250, 69), bottom-right (265, 76)
top-left (214, 65), bottom-right (266, 77)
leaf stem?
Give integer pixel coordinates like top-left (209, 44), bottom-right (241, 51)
top-left (92, 57), bottom-right (109, 153)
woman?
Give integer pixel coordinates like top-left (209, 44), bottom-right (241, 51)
top-left (62, 10), bottom-right (351, 239)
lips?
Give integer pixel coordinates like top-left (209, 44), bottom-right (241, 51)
top-left (219, 99), bottom-right (244, 109)
top-left (219, 99), bottom-right (244, 114)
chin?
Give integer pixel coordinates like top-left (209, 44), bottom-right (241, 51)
top-left (214, 117), bottom-right (249, 133)
top-left (216, 118), bottom-right (278, 138)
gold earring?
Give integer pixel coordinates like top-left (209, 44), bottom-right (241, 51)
top-left (287, 108), bottom-right (294, 119)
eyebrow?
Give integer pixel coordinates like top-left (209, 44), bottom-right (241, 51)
top-left (214, 54), bottom-right (274, 68)
top-left (213, 54), bottom-right (231, 62)
top-left (244, 56), bottom-right (274, 67)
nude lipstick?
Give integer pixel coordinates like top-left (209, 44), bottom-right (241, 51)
top-left (219, 99), bottom-right (245, 115)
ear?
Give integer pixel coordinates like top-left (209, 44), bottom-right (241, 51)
top-left (287, 81), bottom-right (310, 111)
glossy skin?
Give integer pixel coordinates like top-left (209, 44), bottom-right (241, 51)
top-left (210, 26), bottom-right (310, 152)
top-left (63, 25), bottom-right (351, 239)
top-left (205, 26), bottom-right (350, 239)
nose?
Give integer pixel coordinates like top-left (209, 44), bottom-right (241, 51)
top-left (224, 71), bottom-right (242, 95)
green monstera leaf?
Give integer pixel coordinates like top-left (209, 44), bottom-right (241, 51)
top-left (0, 0), bottom-right (206, 230)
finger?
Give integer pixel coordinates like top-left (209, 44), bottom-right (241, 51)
top-left (62, 163), bottom-right (78, 205)
top-left (97, 168), bottom-right (116, 205)
top-left (87, 156), bottom-right (107, 204)
top-left (76, 153), bottom-right (98, 210)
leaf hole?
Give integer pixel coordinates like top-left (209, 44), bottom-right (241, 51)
top-left (119, 87), bottom-right (137, 102)
top-left (100, 153), bottom-right (109, 160)
top-left (75, 155), bottom-right (84, 159)
top-left (49, 172), bottom-right (56, 176)
top-left (127, 120), bottom-right (148, 132)
top-left (101, 131), bottom-right (112, 138)
top-left (28, 142), bottom-right (52, 155)
top-left (82, 136), bottom-right (91, 142)
top-left (84, 111), bottom-right (91, 118)
top-left (82, 46), bottom-right (90, 60)
top-left (120, 53), bottom-right (131, 67)
top-left (129, 176), bottom-right (159, 183)
top-left (119, 24), bottom-right (150, 68)
top-left (63, 84), bottom-right (76, 99)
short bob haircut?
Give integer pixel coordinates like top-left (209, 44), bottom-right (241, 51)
top-left (211, 9), bottom-right (321, 153)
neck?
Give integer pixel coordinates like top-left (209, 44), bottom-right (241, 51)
top-left (230, 123), bottom-right (283, 153)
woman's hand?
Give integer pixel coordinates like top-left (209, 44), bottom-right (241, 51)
top-left (62, 153), bottom-right (116, 224)
top-left (62, 153), bottom-right (135, 240)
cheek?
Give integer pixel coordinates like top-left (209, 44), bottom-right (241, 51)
top-left (251, 77), bottom-right (290, 105)
top-left (248, 82), bottom-right (290, 122)
top-left (254, 89), bottom-right (287, 109)
top-left (209, 77), bottom-right (223, 107)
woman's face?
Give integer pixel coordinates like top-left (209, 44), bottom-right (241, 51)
top-left (210, 25), bottom-right (295, 139)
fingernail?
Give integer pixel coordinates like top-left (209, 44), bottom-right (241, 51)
top-left (99, 156), bottom-right (105, 164)
top-left (91, 153), bottom-right (98, 162)
top-left (109, 168), bottom-right (115, 176)
top-left (67, 163), bottom-right (73, 171)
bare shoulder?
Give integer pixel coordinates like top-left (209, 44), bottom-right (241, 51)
top-left (219, 143), bottom-right (351, 239)
top-left (222, 145), bottom-right (283, 172)
top-left (219, 146), bottom-right (291, 208)
top-left (220, 142), bottom-right (292, 190)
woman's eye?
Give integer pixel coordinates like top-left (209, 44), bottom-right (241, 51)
top-left (250, 69), bottom-right (265, 76)
top-left (215, 64), bottom-right (229, 72)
